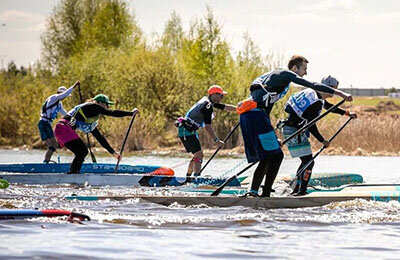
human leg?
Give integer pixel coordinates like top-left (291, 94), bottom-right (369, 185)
top-left (295, 154), bottom-right (315, 195)
top-left (44, 137), bottom-right (59, 162)
top-left (64, 138), bottom-right (88, 173)
top-left (261, 151), bottom-right (284, 197)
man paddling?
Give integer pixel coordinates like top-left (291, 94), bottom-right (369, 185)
top-left (38, 81), bottom-right (80, 163)
top-left (54, 94), bottom-right (138, 174)
top-left (237, 55), bottom-right (353, 197)
top-left (176, 85), bottom-right (236, 182)
top-left (282, 75), bottom-right (357, 195)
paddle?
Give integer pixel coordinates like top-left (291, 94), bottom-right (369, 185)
top-left (281, 99), bottom-right (345, 146)
top-left (211, 99), bottom-right (346, 197)
top-left (114, 109), bottom-right (138, 173)
top-left (290, 117), bottom-right (354, 190)
top-left (197, 122), bottom-right (240, 176)
top-left (211, 162), bottom-right (258, 196)
top-left (78, 84), bottom-right (97, 163)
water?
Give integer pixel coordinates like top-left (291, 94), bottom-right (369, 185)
top-left (1, 149), bottom-right (400, 259)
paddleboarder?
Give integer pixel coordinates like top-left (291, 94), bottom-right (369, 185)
top-left (282, 75), bottom-right (357, 195)
top-left (237, 55), bottom-right (354, 197)
top-left (38, 80), bottom-right (80, 163)
top-left (54, 94), bottom-right (138, 174)
top-left (176, 85), bottom-right (236, 182)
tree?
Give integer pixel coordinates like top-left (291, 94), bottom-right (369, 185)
top-left (41, 0), bottom-right (141, 70)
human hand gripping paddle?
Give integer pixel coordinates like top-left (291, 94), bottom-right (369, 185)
top-left (77, 83), bottom-right (97, 163)
top-left (114, 108), bottom-right (139, 173)
top-left (289, 116), bottom-right (354, 190)
top-left (196, 122), bottom-right (240, 176)
top-left (210, 99), bottom-right (346, 197)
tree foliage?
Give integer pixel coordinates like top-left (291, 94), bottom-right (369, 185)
top-left (1, 3), bottom-right (282, 150)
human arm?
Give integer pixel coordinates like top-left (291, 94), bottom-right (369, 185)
top-left (91, 127), bottom-right (116, 155)
top-left (324, 101), bottom-right (357, 118)
top-left (222, 104), bottom-right (237, 112)
top-left (79, 104), bottom-right (134, 118)
top-left (204, 124), bottom-right (224, 147)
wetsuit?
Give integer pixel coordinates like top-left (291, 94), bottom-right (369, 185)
top-left (178, 96), bottom-right (225, 153)
top-left (283, 89), bottom-right (345, 194)
top-left (241, 69), bottom-right (335, 197)
top-left (54, 103), bottom-right (133, 173)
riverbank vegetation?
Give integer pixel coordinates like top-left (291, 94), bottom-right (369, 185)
top-left (0, 0), bottom-right (398, 156)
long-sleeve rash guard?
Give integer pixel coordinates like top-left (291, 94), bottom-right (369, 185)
top-left (64, 103), bottom-right (133, 154)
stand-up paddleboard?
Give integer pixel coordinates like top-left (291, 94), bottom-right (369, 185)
top-left (0, 162), bottom-right (173, 175)
top-left (241, 172), bottom-right (363, 187)
top-left (0, 173), bottom-right (242, 187)
top-left (0, 209), bottom-right (90, 221)
top-left (0, 179), bottom-right (9, 189)
top-left (65, 184), bottom-right (400, 209)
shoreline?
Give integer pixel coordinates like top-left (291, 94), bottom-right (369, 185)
top-left (2, 145), bottom-right (399, 157)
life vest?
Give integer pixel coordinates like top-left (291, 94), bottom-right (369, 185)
top-left (236, 98), bottom-right (257, 115)
top-left (251, 70), bottom-right (291, 107)
top-left (67, 103), bottom-right (99, 133)
top-left (185, 96), bottom-right (214, 127)
top-left (41, 98), bottom-right (61, 121)
top-left (285, 89), bottom-right (324, 120)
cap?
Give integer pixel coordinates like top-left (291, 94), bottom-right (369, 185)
top-left (207, 85), bottom-right (227, 96)
top-left (321, 75), bottom-right (339, 88)
top-left (57, 86), bottom-right (67, 93)
top-left (93, 94), bottom-right (114, 105)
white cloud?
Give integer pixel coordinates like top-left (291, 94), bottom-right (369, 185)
top-left (298, 0), bottom-right (362, 13)
top-left (0, 10), bottom-right (44, 23)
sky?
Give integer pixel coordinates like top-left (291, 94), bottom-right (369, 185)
top-left (0, 0), bottom-right (399, 89)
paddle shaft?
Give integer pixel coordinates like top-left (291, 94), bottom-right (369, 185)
top-left (115, 112), bottom-right (137, 173)
top-left (291, 117), bottom-right (353, 185)
top-left (211, 162), bottom-right (258, 196)
top-left (197, 122), bottom-right (240, 176)
top-left (281, 99), bottom-right (345, 146)
top-left (78, 85), bottom-right (97, 163)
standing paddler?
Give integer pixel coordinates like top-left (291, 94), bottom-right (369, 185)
top-left (54, 94), bottom-right (138, 174)
top-left (236, 55), bottom-right (353, 197)
top-left (282, 75), bottom-right (357, 195)
top-left (176, 85), bottom-right (236, 182)
top-left (38, 80), bottom-right (80, 163)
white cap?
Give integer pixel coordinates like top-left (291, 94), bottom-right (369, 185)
top-left (321, 76), bottom-right (339, 88)
top-left (57, 86), bottom-right (67, 93)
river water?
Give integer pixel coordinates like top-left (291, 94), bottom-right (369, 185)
top-left (1, 149), bottom-right (400, 259)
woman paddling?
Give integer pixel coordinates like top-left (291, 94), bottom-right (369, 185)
top-left (54, 94), bottom-right (138, 174)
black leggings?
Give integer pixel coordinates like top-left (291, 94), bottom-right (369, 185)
top-left (251, 151), bottom-right (284, 197)
top-left (294, 154), bottom-right (315, 193)
top-left (64, 138), bottom-right (88, 173)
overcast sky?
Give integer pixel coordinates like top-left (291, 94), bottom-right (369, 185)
top-left (0, 0), bottom-right (399, 89)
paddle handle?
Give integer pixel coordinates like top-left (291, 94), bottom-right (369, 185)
top-left (282, 99), bottom-right (345, 145)
top-left (211, 162), bottom-right (258, 196)
top-left (197, 122), bottom-right (240, 176)
top-left (115, 110), bottom-right (138, 173)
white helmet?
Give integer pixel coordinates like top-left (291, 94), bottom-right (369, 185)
top-left (321, 75), bottom-right (339, 88)
top-left (57, 86), bottom-right (67, 93)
